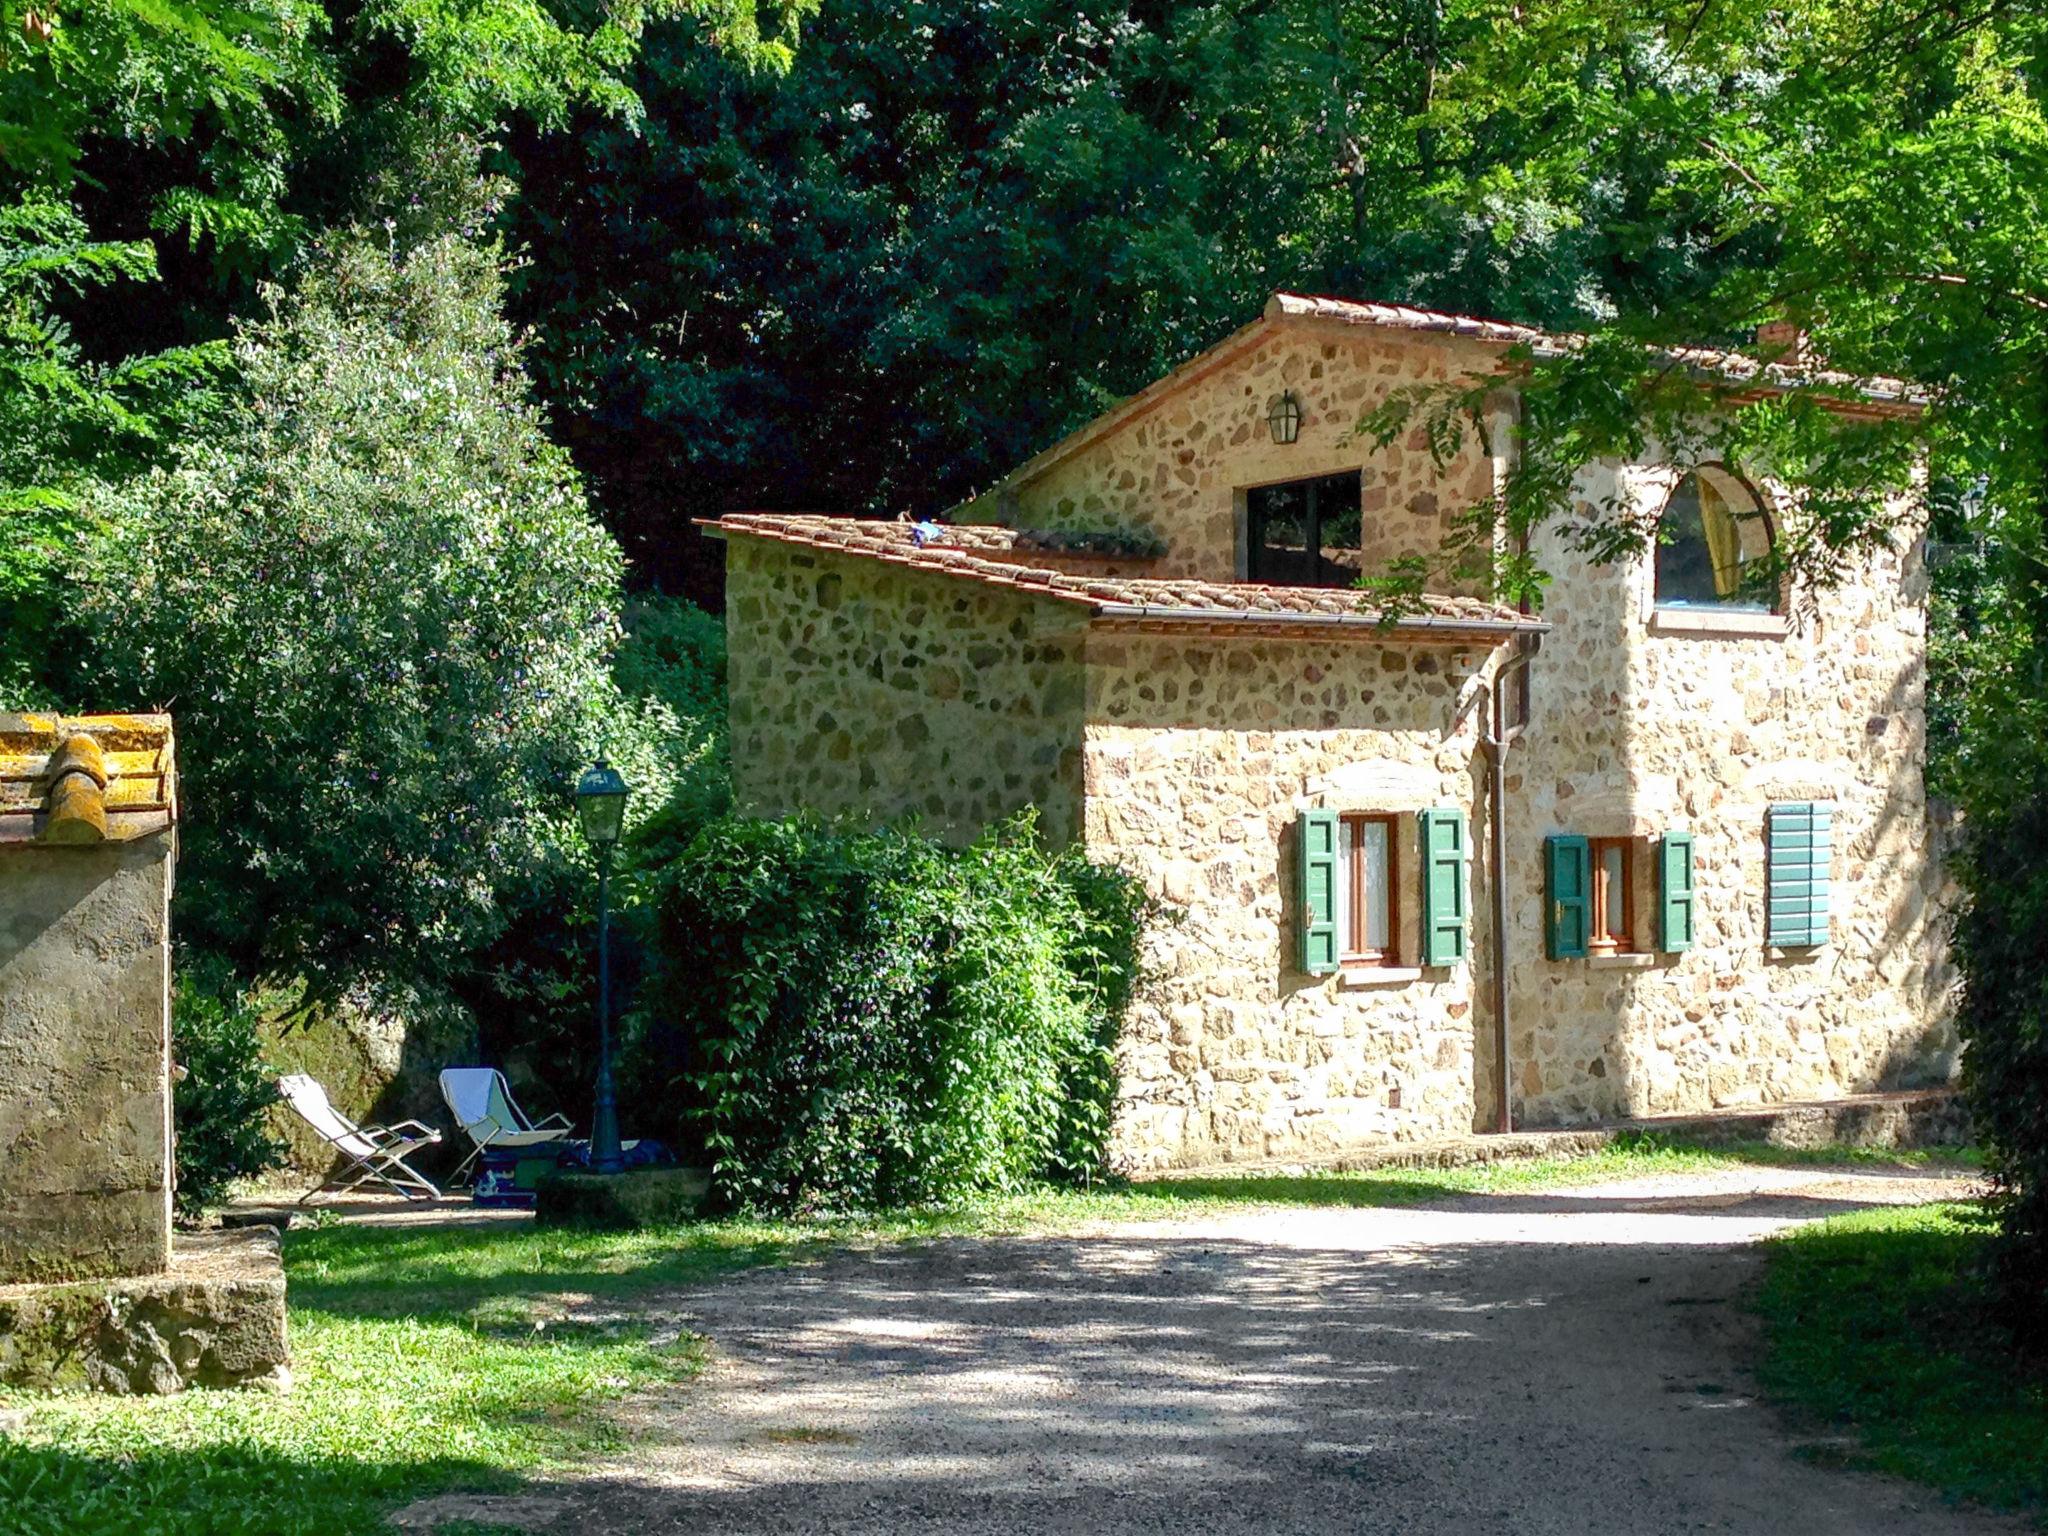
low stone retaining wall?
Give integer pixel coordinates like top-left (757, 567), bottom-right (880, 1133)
top-left (1625, 1088), bottom-right (1969, 1150)
top-left (1137, 1088), bottom-right (1969, 1180)
top-left (0, 1228), bottom-right (289, 1395)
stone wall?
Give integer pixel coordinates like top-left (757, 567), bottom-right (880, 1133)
top-left (965, 324), bottom-right (1497, 585)
top-left (725, 314), bottom-right (1954, 1168)
top-left (725, 534), bottom-right (1091, 843)
top-left (1082, 629), bottom-right (1507, 1169)
top-left (0, 837), bottom-right (173, 1283)
top-left (1501, 466), bottom-right (1956, 1126)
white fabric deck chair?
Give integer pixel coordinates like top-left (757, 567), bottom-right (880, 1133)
top-left (278, 1073), bottom-right (444, 1204)
top-left (439, 1067), bottom-right (573, 1187)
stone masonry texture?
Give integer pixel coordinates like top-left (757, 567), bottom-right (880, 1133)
top-left (0, 1228), bottom-right (289, 1394)
top-left (0, 838), bottom-right (174, 1282)
top-left (721, 310), bottom-right (1954, 1171)
top-left (726, 536), bottom-right (1091, 844)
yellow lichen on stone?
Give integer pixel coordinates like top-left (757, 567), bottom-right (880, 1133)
top-left (42, 734), bottom-right (110, 844)
top-left (0, 714), bottom-right (174, 847)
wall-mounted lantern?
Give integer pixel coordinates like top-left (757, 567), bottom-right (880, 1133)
top-left (1265, 391), bottom-right (1303, 445)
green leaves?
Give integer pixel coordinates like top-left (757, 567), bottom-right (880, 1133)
top-left (170, 958), bottom-right (286, 1214)
top-left (78, 232), bottom-right (625, 994)
top-left (653, 812), bottom-right (1147, 1214)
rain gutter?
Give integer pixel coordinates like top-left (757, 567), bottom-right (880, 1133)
top-left (1089, 604), bottom-right (1551, 638)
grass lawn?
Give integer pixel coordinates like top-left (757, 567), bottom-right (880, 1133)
top-left (0, 1136), bottom-right (1977, 1536)
top-left (1756, 1200), bottom-right (2048, 1523)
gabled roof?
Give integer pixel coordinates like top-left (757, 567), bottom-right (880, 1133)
top-left (975, 291), bottom-right (1922, 503)
top-left (705, 515), bottom-right (1547, 641)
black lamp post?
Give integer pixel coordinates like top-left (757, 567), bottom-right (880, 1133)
top-left (574, 759), bottom-right (630, 1175)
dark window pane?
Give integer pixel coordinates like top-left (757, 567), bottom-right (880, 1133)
top-left (1314, 472), bottom-right (1363, 582)
top-left (1248, 471), bottom-right (1364, 588)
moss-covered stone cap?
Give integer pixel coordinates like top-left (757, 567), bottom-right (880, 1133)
top-left (0, 713), bottom-right (175, 847)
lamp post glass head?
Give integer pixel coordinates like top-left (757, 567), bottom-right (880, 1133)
top-left (1266, 391), bottom-right (1303, 445)
top-left (574, 760), bottom-right (630, 847)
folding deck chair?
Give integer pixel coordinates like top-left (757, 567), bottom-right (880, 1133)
top-left (278, 1073), bottom-right (444, 1204)
top-left (438, 1067), bottom-right (573, 1188)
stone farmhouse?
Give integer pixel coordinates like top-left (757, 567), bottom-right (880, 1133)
top-left (705, 293), bottom-right (1955, 1171)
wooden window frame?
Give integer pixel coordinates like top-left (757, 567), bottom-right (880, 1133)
top-left (1341, 812), bottom-right (1400, 967)
top-left (1589, 837), bottom-right (1635, 955)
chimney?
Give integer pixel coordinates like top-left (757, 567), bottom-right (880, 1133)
top-left (1755, 319), bottom-right (1813, 367)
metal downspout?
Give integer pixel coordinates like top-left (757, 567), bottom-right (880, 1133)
top-left (1481, 638), bottom-right (1536, 1134)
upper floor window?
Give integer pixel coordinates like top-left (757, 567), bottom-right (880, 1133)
top-left (1654, 469), bottom-right (1776, 612)
top-left (1247, 471), bottom-right (1362, 587)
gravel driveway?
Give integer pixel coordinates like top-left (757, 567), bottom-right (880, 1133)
top-left (396, 1163), bottom-right (2014, 1536)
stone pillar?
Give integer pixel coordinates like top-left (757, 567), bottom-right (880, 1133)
top-left (0, 714), bottom-right (177, 1284)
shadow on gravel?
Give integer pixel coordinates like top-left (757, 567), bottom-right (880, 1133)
top-left (484, 1214), bottom-right (2011, 1536)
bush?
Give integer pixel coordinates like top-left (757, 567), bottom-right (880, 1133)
top-left (1954, 794), bottom-right (2048, 1344)
top-left (1933, 527), bottom-right (2048, 1343)
top-left (651, 813), bottom-right (1147, 1213)
top-left (81, 231), bottom-right (625, 997)
top-left (171, 965), bottom-right (285, 1215)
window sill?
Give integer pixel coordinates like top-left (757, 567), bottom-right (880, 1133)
top-left (1648, 608), bottom-right (1789, 639)
top-left (1339, 966), bottom-right (1424, 988)
top-left (1587, 952), bottom-right (1658, 970)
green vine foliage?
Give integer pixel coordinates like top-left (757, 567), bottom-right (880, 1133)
top-left (652, 812), bottom-right (1148, 1214)
top-left (1930, 518), bottom-right (2048, 1338)
top-left (1352, 339), bottom-right (1924, 620)
top-left (170, 962), bottom-right (285, 1215)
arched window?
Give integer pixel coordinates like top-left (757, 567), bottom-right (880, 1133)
top-left (1654, 469), bottom-right (1776, 612)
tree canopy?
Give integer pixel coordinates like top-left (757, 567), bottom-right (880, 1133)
top-left (504, 0), bottom-right (1749, 595)
top-left (82, 233), bottom-right (625, 991)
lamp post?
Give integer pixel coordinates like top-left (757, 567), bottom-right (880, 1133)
top-left (574, 759), bottom-right (630, 1175)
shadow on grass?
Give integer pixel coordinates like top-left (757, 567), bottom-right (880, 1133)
top-left (0, 1439), bottom-right (534, 1536)
top-left (285, 1222), bottom-right (823, 1321)
top-left (1756, 1200), bottom-right (2048, 1521)
top-left (0, 1226), bottom-right (717, 1536)
top-left (1699, 1141), bottom-right (1985, 1174)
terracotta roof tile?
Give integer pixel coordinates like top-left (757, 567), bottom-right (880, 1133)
top-left (0, 714), bottom-right (176, 847)
top-left (1268, 292), bottom-right (1920, 408)
top-left (704, 515), bottom-right (1547, 639)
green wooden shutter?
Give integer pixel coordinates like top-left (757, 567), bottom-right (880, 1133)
top-left (1418, 808), bottom-right (1469, 966)
top-left (1546, 834), bottom-right (1591, 959)
top-left (1299, 809), bottom-right (1341, 975)
top-left (1767, 802), bottom-right (1832, 947)
top-left (1658, 831), bottom-right (1696, 953)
